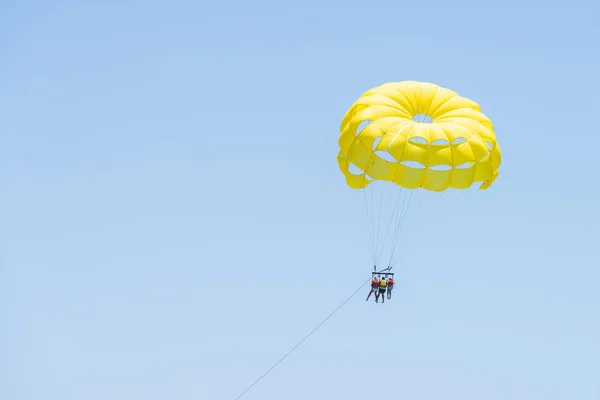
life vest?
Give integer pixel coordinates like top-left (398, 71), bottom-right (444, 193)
top-left (371, 279), bottom-right (379, 288)
top-left (379, 279), bottom-right (387, 289)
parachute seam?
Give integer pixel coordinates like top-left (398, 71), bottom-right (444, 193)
top-left (429, 94), bottom-right (458, 119)
top-left (395, 84), bottom-right (418, 116)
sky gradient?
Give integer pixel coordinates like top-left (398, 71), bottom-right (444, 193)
top-left (2, 1), bottom-right (599, 399)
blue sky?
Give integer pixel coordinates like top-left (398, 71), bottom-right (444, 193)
top-left (2, 0), bottom-right (599, 399)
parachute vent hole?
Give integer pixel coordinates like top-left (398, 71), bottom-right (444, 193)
top-left (374, 150), bottom-right (398, 162)
top-left (372, 136), bottom-right (383, 150)
top-left (408, 136), bottom-right (428, 145)
top-left (429, 164), bottom-right (452, 171)
top-left (431, 139), bottom-right (450, 146)
top-left (357, 120), bottom-right (372, 135)
top-left (412, 113), bottom-right (433, 123)
top-left (400, 161), bottom-right (426, 169)
top-left (451, 137), bottom-right (467, 145)
top-left (348, 162), bottom-right (364, 175)
top-left (456, 162), bottom-right (474, 169)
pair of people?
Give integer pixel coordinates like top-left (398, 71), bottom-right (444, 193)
top-left (366, 276), bottom-right (394, 303)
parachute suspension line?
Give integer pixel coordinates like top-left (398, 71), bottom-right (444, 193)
top-left (369, 179), bottom-right (376, 263)
top-left (400, 190), bottom-right (442, 244)
top-left (362, 188), bottom-right (376, 265)
top-left (382, 187), bottom-right (406, 267)
top-left (415, 190), bottom-right (460, 240)
top-left (363, 186), bottom-right (382, 266)
top-left (371, 125), bottom-right (413, 267)
top-left (234, 276), bottom-right (372, 400)
top-left (396, 189), bottom-right (418, 262)
top-left (383, 186), bottom-right (410, 263)
top-left (425, 190), bottom-right (461, 232)
top-left (374, 177), bottom-right (386, 264)
top-left (387, 188), bottom-right (417, 266)
top-left (363, 178), bottom-right (400, 268)
top-left (392, 190), bottom-right (462, 264)
top-left (375, 184), bottom-right (406, 264)
top-left (364, 184), bottom-right (377, 267)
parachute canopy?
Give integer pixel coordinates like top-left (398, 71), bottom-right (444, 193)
top-left (337, 81), bottom-right (501, 191)
top-left (337, 81), bottom-right (502, 268)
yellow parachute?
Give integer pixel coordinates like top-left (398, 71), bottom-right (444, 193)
top-left (338, 81), bottom-right (501, 191)
top-left (338, 81), bottom-right (501, 269)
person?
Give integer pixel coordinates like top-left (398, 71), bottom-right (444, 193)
top-left (376, 277), bottom-right (387, 303)
top-left (387, 276), bottom-right (394, 299)
top-left (366, 276), bottom-right (379, 301)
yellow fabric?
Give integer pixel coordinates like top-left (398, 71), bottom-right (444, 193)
top-left (379, 279), bottom-right (387, 289)
top-left (338, 81), bottom-right (501, 191)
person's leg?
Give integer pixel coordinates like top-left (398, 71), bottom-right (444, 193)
top-left (366, 288), bottom-right (373, 301)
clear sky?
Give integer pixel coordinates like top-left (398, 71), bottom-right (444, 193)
top-left (2, 1), bottom-right (599, 399)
